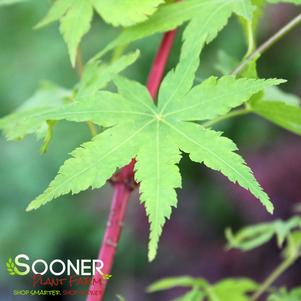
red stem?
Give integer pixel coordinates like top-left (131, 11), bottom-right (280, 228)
top-left (147, 30), bottom-right (177, 99)
top-left (86, 29), bottom-right (176, 301)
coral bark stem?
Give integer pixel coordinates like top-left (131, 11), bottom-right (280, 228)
top-left (86, 29), bottom-right (176, 301)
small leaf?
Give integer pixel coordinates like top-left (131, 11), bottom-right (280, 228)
top-left (268, 287), bottom-right (301, 301)
top-left (0, 52), bottom-right (138, 143)
top-left (35, 0), bottom-right (93, 64)
top-left (0, 81), bottom-right (71, 141)
top-left (263, 86), bottom-right (300, 106)
top-left (76, 50), bottom-right (140, 101)
top-left (35, 0), bottom-right (72, 28)
top-left (59, 0), bottom-right (93, 66)
top-left (173, 288), bottom-right (204, 301)
top-left (211, 279), bottom-right (258, 301)
top-left (250, 98), bottom-right (301, 135)
top-left (91, 0), bottom-right (164, 27)
top-left (274, 217), bottom-right (301, 247)
top-left (148, 276), bottom-right (205, 292)
top-left (226, 225), bottom-right (275, 251)
top-left (226, 217), bottom-right (301, 251)
top-left (284, 230), bottom-right (301, 258)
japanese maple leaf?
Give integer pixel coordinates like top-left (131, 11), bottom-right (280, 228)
top-left (26, 60), bottom-right (283, 260)
top-left (23, 1), bottom-right (284, 260)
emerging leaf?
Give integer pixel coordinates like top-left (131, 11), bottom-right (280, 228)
top-left (226, 216), bottom-right (301, 251)
top-left (268, 287), bottom-right (301, 301)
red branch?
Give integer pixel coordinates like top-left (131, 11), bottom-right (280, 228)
top-left (147, 30), bottom-right (177, 99)
top-left (86, 29), bottom-right (176, 301)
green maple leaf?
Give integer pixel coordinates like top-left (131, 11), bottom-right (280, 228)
top-left (96, 0), bottom-right (254, 58)
top-left (210, 279), bottom-right (258, 301)
top-left (25, 33), bottom-right (283, 260)
top-left (92, 0), bottom-right (164, 27)
top-left (173, 288), bottom-right (203, 301)
top-left (250, 91), bottom-right (301, 136)
top-left (0, 81), bottom-right (72, 141)
top-left (148, 276), bottom-right (257, 301)
top-left (0, 51), bottom-right (139, 143)
top-left (34, 0), bottom-right (94, 66)
top-left (35, 0), bottom-right (163, 65)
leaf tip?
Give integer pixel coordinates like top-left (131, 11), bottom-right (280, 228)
top-left (148, 238), bottom-right (159, 262)
top-left (275, 78), bottom-right (287, 85)
top-left (33, 21), bottom-right (43, 30)
top-left (133, 49), bottom-right (141, 58)
top-left (263, 198), bottom-right (274, 215)
top-left (267, 203), bottom-right (274, 215)
top-left (146, 284), bottom-right (155, 293)
top-left (26, 200), bottom-right (38, 212)
top-left (148, 250), bottom-right (156, 262)
top-left (25, 204), bottom-right (34, 212)
top-left (70, 54), bottom-right (76, 69)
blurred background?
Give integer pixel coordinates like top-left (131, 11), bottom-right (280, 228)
top-left (0, 1), bottom-right (300, 300)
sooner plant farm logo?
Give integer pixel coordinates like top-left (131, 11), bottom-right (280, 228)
top-left (6, 254), bottom-right (112, 278)
top-left (5, 254), bottom-right (112, 297)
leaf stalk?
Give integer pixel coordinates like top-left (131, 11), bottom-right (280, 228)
top-left (232, 13), bottom-right (301, 75)
top-left (250, 252), bottom-right (300, 301)
top-left (75, 47), bottom-right (98, 137)
top-left (202, 108), bottom-right (251, 128)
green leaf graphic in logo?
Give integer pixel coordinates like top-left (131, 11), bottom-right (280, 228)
top-left (6, 257), bottom-right (23, 276)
